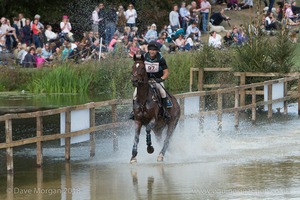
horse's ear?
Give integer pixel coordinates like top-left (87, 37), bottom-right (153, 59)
top-left (141, 54), bottom-right (145, 62)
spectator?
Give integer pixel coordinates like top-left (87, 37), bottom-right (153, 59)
top-left (117, 5), bottom-right (127, 33)
top-left (4, 18), bottom-right (18, 51)
top-left (30, 14), bottom-right (44, 30)
top-left (208, 30), bottom-right (222, 48)
top-left (92, 6), bottom-right (102, 35)
top-left (31, 18), bottom-right (42, 48)
top-left (23, 47), bottom-right (36, 68)
top-left (185, 20), bottom-right (201, 41)
top-left (105, 6), bottom-right (117, 45)
top-left (22, 18), bottom-right (31, 45)
top-left (179, 1), bottom-right (190, 31)
top-left (41, 42), bottom-right (53, 61)
top-left (210, 9), bottom-right (230, 26)
top-left (238, 0), bottom-right (254, 10)
top-left (60, 15), bottom-right (72, 42)
top-left (45, 25), bottom-right (58, 42)
top-left (265, 12), bottom-right (277, 30)
top-left (98, 3), bottom-right (106, 39)
top-left (190, 1), bottom-right (201, 24)
top-left (17, 43), bottom-right (27, 65)
top-left (144, 24), bottom-right (158, 43)
top-left (128, 37), bottom-right (140, 57)
top-left (225, 0), bottom-right (238, 10)
top-left (169, 4), bottom-right (181, 32)
top-left (108, 33), bottom-right (119, 52)
top-left (17, 13), bottom-right (26, 30)
top-left (200, 0), bottom-right (211, 33)
top-left (223, 31), bottom-right (234, 47)
top-left (175, 34), bottom-right (187, 51)
top-left (125, 3), bottom-right (137, 28)
top-left (35, 47), bottom-right (45, 68)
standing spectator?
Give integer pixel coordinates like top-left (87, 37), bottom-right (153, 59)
top-left (190, 1), bottom-right (201, 24)
top-left (22, 18), bottom-right (31, 45)
top-left (200, 0), bottom-right (211, 33)
top-left (30, 14), bottom-right (44, 30)
top-left (98, 2), bottom-right (106, 39)
top-left (92, 6), bottom-right (103, 35)
top-left (125, 3), bottom-right (137, 28)
top-left (169, 4), bottom-right (181, 32)
top-left (23, 47), bottom-right (36, 68)
top-left (117, 5), bottom-right (127, 33)
top-left (17, 13), bottom-right (26, 30)
top-left (105, 6), bottom-right (117, 45)
top-left (179, 1), bottom-right (190, 31)
top-left (31, 18), bottom-right (41, 48)
top-left (1, 18), bottom-right (18, 51)
top-left (5, 18), bottom-right (18, 50)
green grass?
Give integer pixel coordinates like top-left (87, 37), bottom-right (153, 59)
top-left (292, 43), bottom-right (300, 71)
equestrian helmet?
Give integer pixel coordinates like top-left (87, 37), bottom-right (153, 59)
top-left (147, 41), bottom-right (159, 51)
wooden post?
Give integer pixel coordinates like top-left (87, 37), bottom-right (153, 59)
top-left (37, 168), bottom-right (43, 200)
top-left (65, 162), bottom-right (72, 200)
top-left (284, 81), bottom-right (288, 115)
top-left (268, 84), bottom-right (273, 119)
top-left (234, 88), bottom-right (239, 128)
top-left (65, 110), bottom-right (71, 161)
top-left (36, 115), bottom-right (43, 167)
top-left (90, 107), bottom-right (96, 157)
top-left (112, 104), bottom-right (118, 151)
top-left (298, 78), bottom-right (300, 115)
top-left (199, 95), bottom-right (205, 133)
top-left (5, 118), bottom-right (13, 173)
top-left (240, 73), bottom-right (246, 107)
top-left (251, 87), bottom-right (257, 124)
top-left (198, 68), bottom-right (204, 91)
top-left (7, 173), bottom-right (13, 200)
top-left (189, 68), bottom-right (193, 92)
top-left (217, 92), bottom-right (223, 131)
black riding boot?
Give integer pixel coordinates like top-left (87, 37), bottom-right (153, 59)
top-left (129, 100), bottom-right (135, 120)
top-left (162, 97), bottom-right (171, 120)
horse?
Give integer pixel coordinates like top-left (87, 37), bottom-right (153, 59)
top-left (130, 54), bottom-right (181, 163)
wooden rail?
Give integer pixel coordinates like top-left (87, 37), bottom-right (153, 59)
top-left (1, 76), bottom-right (300, 172)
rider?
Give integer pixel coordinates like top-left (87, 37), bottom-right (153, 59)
top-left (130, 41), bottom-right (171, 120)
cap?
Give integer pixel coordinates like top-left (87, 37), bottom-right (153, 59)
top-left (63, 15), bottom-right (68, 19)
top-left (34, 14), bottom-right (41, 19)
top-left (151, 23), bottom-right (156, 27)
top-left (147, 41), bottom-right (159, 51)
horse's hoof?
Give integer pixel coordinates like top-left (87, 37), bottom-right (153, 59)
top-left (130, 157), bottom-right (137, 164)
top-left (147, 146), bottom-right (154, 154)
top-left (157, 154), bottom-right (164, 162)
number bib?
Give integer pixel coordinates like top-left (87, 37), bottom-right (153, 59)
top-left (145, 61), bottom-right (159, 73)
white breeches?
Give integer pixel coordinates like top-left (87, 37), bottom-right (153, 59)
top-left (133, 82), bottom-right (166, 100)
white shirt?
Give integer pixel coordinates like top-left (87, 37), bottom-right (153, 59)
top-left (169, 11), bottom-right (180, 26)
top-left (200, 1), bottom-right (211, 13)
top-left (92, 10), bottom-right (102, 24)
top-left (208, 34), bottom-right (222, 48)
top-left (60, 22), bottom-right (72, 33)
top-left (125, 9), bottom-right (137, 24)
top-left (45, 29), bottom-right (57, 41)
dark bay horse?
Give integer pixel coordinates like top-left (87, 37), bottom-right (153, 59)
top-left (130, 54), bottom-right (180, 163)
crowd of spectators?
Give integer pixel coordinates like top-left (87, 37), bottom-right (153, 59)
top-left (0, 0), bottom-right (299, 67)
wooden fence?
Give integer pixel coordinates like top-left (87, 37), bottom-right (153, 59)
top-left (1, 76), bottom-right (300, 172)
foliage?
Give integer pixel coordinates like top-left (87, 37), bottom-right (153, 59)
top-left (0, 66), bottom-right (31, 91)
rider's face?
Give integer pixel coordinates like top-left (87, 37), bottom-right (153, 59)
top-left (149, 49), bottom-right (157, 58)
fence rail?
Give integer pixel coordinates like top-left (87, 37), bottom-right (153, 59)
top-left (1, 75), bottom-right (300, 172)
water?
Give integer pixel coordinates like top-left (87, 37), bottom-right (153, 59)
top-left (0, 104), bottom-right (300, 199)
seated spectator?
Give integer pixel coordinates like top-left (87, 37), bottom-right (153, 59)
top-left (225, 0), bottom-right (238, 10)
top-left (13, 42), bottom-right (22, 60)
top-left (156, 36), bottom-right (169, 52)
top-left (144, 23), bottom-right (158, 43)
top-left (238, 0), bottom-right (253, 10)
top-left (231, 26), bottom-right (239, 45)
top-left (175, 34), bottom-right (191, 51)
top-left (265, 12), bottom-right (277, 30)
top-left (41, 43), bottom-right (53, 61)
top-left (223, 31), bottom-right (234, 47)
top-left (45, 25), bottom-right (58, 42)
top-left (208, 30), bottom-right (222, 48)
top-left (185, 21), bottom-right (201, 42)
top-left (237, 28), bottom-right (248, 45)
top-left (108, 33), bottom-right (119, 52)
top-left (35, 47), bottom-right (46, 68)
top-left (62, 43), bottom-right (72, 60)
top-left (128, 37), bottom-right (140, 57)
top-left (17, 44), bottom-right (28, 65)
top-left (23, 47), bottom-right (36, 68)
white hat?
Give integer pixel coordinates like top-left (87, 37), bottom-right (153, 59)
top-left (151, 23), bottom-right (156, 27)
top-left (34, 14), bottom-right (41, 19)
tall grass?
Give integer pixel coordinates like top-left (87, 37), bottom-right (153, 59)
top-left (28, 64), bottom-right (92, 94)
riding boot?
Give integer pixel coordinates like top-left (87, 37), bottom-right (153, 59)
top-left (129, 100), bottom-right (135, 120)
top-left (162, 97), bottom-right (171, 120)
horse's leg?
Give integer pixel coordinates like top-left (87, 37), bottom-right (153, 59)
top-left (146, 119), bottom-right (156, 154)
top-left (157, 119), bottom-right (179, 162)
top-left (130, 121), bottom-right (142, 164)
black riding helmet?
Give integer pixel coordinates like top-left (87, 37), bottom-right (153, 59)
top-left (147, 41), bottom-right (160, 51)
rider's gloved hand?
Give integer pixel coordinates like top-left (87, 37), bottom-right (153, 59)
top-left (156, 78), bottom-right (164, 83)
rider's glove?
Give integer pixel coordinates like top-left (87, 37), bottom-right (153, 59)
top-left (156, 78), bottom-right (164, 83)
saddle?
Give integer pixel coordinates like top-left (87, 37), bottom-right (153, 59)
top-left (148, 80), bottom-right (173, 108)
